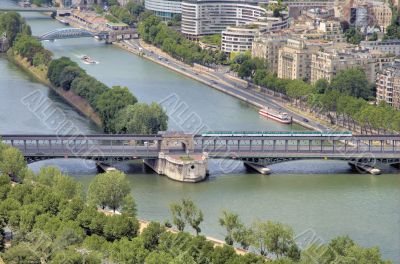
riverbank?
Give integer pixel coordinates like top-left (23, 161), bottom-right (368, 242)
top-left (8, 51), bottom-right (103, 126)
top-left (114, 40), bottom-right (321, 132)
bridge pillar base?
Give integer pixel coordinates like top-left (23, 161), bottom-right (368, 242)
top-left (390, 163), bottom-right (400, 169)
top-left (348, 162), bottom-right (381, 175)
top-left (244, 162), bottom-right (271, 175)
top-left (143, 152), bottom-right (208, 183)
top-left (96, 162), bottom-right (118, 173)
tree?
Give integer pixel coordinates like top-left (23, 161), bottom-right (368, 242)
top-left (345, 27), bottom-right (364, 45)
top-left (314, 78), bottom-right (330, 94)
top-left (182, 199), bottom-right (203, 235)
top-left (0, 174), bottom-right (11, 200)
top-left (47, 57), bottom-right (79, 87)
top-left (109, 237), bottom-right (149, 263)
top-left (250, 220), bottom-right (299, 260)
top-left (114, 103), bottom-right (168, 134)
top-left (121, 195), bottom-right (137, 218)
top-left (103, 214), bottom-right (139, 241)
top-left (95, 86), bottom-right (137, 132)
top-left (170, 203), bottom-right (185, 231)
top-left (59, 66), bottom-right (83, 91)
top-left (141, 222), bottom-right (166, 250)
top-left (0, 12), bottom-right (31, 46)
top-left (88, 171), bottom-right (131, 212)
top-left (0, 147), bottom-right (26, 180)
top-left (219, 210), bottom-right (242, 245)
top-left (12, 35), bottom-right (44, 65)
top-left (1, 243), bottom-right (41, 263)
top-left (233, 224), bottom-right (252, 250)
top-left (330, 68), bottom-right (372, 99)
top-left (211, 245), bottom-right (237, 264)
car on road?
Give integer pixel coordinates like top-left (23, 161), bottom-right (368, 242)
top-left (303, 118), bottom-right (309, 123)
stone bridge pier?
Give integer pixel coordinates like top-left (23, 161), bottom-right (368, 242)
top-left (144, 133), bottom-right (208, 182)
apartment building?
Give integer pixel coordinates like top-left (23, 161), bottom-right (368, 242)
top-left (376, 62), bottom-right (400, 109)
top-left (181, 0), bottom-right (268, 39)
top-left (221, 15), bottom-right (289, 53)
top-left (252, 34), bottom-right (289, 73)
top-left (310, 46), bottom-right (393, 84)
top-left (360, 40), bottom-right (400, 56)
top-left (277, 38), bottom-right (324, 80)
top-left (369, 1), bottom-right (392, 30)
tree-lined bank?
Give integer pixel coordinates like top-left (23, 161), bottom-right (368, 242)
top-left (1, 11), bottom-right (168, 134)
top-left (0, 142), bottom-right (392, 263)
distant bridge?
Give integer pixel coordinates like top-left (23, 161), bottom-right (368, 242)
top-left (0, 7), bottom-right (59, 12)
top-left (38, 28), bottom-right (108, 41)
top-left (1, 133), bottom-right (399, 168)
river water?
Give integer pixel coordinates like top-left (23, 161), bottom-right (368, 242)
top-left (0, 2), bottom-right (399, 261)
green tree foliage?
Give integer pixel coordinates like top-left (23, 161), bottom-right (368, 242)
top-left (126, 2), bottom-right (145, 17)
top-left (12, 34), bottom-right (51, 67)
top-left (47, 57), bottom-right (166, 134)
top-left (141, 222), bottom-right (166, 250)
top-left (59, 66), bottom-right (84, 91)
top-left (0, 143), bottom-right (392, 263)
top-left (250, 220), bottom-right (300, 260)
top-left (109, 5), bottom-right (136, 25)
top-left (48, 57), bottom-right (79, 87)
top-left (138, 15), bottom-right (223, 65)
top-left (314, 78), bottom-right (330, 94)
top-left (114, 103), bottom-right (168, 134)
top-left (170, 199), bottom-right (204, 235)
top-left (0, 147), bottom-right (26, 179)
top-left (219, 210), bottom-right (242, 245)
top-left (88, 171), bottom-right (131, 212)
top-left (71, 75), bottom-right (108, 105)
top-left (170, 203), bottom-right (185, 231)
top-left (103, 214), bottom-right (139, 241)
top-left (344, 27), bottom-right (364, 45)
top-left (121, 194), bottom-right (137, 217)
top-left (0, 12), bottom-right (31, 46)
top-left (330, 68), bottom-right (372, 99)
top-left (95, 86), bottom-right (137, 132)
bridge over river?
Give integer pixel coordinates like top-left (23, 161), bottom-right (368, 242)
top-left (2, 132), bottom-right (399, 182)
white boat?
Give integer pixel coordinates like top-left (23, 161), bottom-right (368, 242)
top-left (81, 55), bottom-right (98, 64)
top-left (259, 107), bottom-right (292, 124)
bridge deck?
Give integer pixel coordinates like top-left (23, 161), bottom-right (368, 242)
top-left (1, 134), bottom-right (399, 165)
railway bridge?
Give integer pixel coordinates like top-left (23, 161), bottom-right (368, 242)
top-left (1, 132), bottom-right (399, 182)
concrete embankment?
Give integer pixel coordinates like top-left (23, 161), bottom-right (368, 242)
top-left (8, 52), bottom-right (103, 127)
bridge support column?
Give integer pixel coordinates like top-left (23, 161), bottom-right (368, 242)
top-left (244, 162), bottom-right (271, 175)
top-left (96, 162), bottom-right (118, 173)
top-left (348, 161), bottom-right (381, 175)
top-left (143, 152), bottom-right (208, 183)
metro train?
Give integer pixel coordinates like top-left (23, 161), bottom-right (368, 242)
top-left (201, 131), bottom-right (353, 137)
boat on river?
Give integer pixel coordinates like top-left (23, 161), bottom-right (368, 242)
top-left (80, 55), bottom-right (98, 65)
top-left (259, 107), bottom-right (292, 124)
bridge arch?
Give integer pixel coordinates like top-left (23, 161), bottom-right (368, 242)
top-left (39, 28), bottom-right (96, 41)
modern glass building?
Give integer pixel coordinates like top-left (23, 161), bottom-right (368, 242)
top-left (145, 0), bottom-right (182, 20)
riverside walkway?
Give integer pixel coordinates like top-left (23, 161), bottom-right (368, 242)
top-left (1, 133), bottom-right (399, 167)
